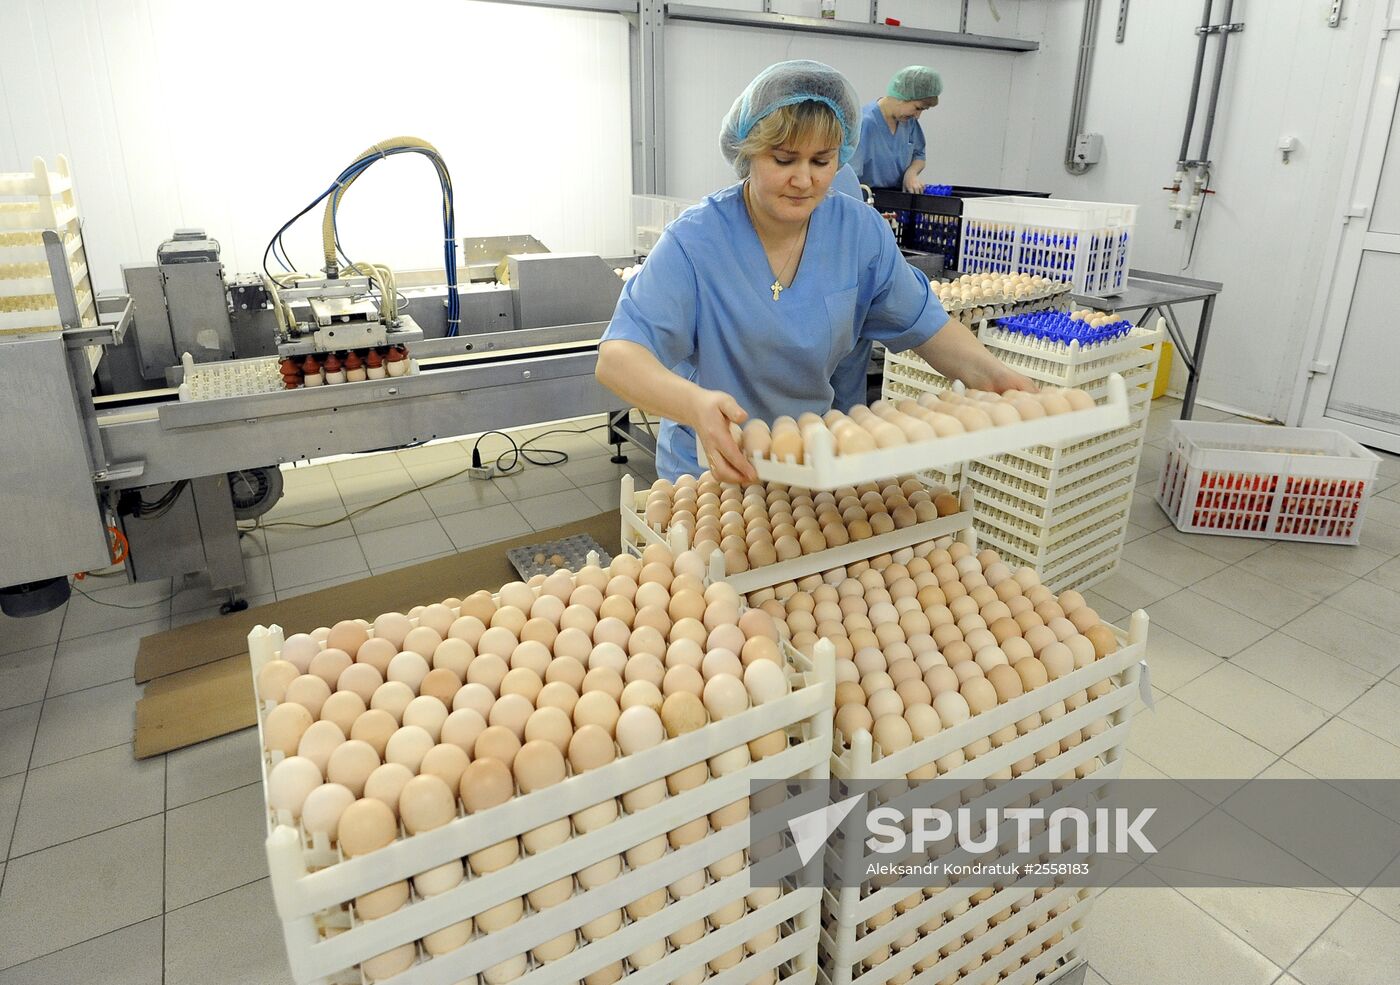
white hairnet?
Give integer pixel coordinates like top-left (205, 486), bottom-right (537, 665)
top-left (719, 60), bottom-right (861, 177)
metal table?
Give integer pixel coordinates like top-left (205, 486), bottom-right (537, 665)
top-left (1073, 269), bottom-right (1223, 418)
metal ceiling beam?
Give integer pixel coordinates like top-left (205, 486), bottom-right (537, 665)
top-left (487, 0), bottom-right (639, 15)
top-left (665, 4), bottom-right (1039, 52)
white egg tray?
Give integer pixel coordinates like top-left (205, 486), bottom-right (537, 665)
top-left (698, 376), bottom-right (1130, 493)
top-left (249, 625), bottom-right (838, 985)
top-left (619, 476), bottom-right (977, 596)
top-left (506, 536), bottom-right (612, 581)
top-left (817, 613), bottom-right (1148, 985)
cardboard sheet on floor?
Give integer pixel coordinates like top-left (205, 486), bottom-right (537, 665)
top-left (132, 510), bottom-right (622, 759)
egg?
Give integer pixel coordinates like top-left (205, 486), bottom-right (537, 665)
top-left (319, 690), bottom-right (366, 736)
top-left (338, 797), bottom-right (399, 858)
top-left (263, 702), bottom-right (314, 757)
top-left (285, 675), bottom-right (332, 718)
top-left (702, 673), bottom-right (750, 720)
top-left (300, 783), bottom-right (356, 841)
top-left (279, 633), bottom-right (320, 673)
top-left (583, 667), bottom-right (625, 701)
top-left (385, 725), bottom-right (435, 772)
top-left (574, 690), bottom-right (622, 735)
top-left (267, 756), bottom-right (323, 817)
top-left (524, 706), bottom-right (575, 753)
top-left (474, 724), bottom-right (522, 768)
top-left (398, 774), bottom-right (458, 835)
top-left (326, 739), bottom-right (380, 797)
top-left (513, 739), bottom-right (567, 793)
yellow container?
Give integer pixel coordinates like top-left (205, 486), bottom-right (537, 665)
top-left (1148, 340), bottom-right (1174, 398)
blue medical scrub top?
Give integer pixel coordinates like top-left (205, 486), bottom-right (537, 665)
top-left (851, 99), bottom-right (926, 189)
top-left (830, 164), bottom-right (864, 201)
top-left (602, 182), bottom-right (948, 480)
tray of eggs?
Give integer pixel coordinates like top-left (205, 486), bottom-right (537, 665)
top-left (623, 473), bottom-right (969, 595)
top-left (933, 273), bottom-right (1070, 316)
top-left (701, 375), bottom-right (1130, 491)
top-left (248, 545), bottom-right (836, 985)
top-left (764, 542), bottom-right (1144, 985)
top-left (749, 539), bottom-right (1145, 781)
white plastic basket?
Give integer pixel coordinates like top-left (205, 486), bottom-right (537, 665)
top-left (631, 194), bottom-right (698, 256)
top-left (818, 613), bottom-right (1148, 985)
top-left (701, 377), bottom-right (1131, 491)
top-left (958, 198), bottom-right (1137, 297)
top-left (249, 624), bottom-right (836, 985)
top-left (618, 475), bottom-right (975, 596)
top-left (1155, 421), bottom-right (1380, 545)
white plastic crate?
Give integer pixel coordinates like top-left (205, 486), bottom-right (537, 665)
top-left (975, 519), bottom-right (1130, 594)
top-left (249, 622), bottom-right (835, 985)
top-left (619, 475), bottom-right (974, 596)
top-left (1156, 421), bottom-right (1380, 545)
top-left (958, 198), bottom-right (1137, 297)
top-left (700, 376), bottom-right (1131, 491)
top-left (631, 194), bottom-right (698, 256)
top-left (819, 613), bottom-right (1149, 985)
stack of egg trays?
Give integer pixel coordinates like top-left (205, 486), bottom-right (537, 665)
top-left (883, 321), bottom-right (1163, 593)
top-left (0, 155), bottom-right (96, 334)
top-left (248, 619), bottom-right (838, 985)
top-left (618, 475), bottom-right (976, 597)
top-left (817, 611), bottom-right (1150, 985)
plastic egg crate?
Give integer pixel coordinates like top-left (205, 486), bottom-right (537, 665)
top-left (179, 355), bottom-right (284, 401)
top-left (957, 197), bottom-right (1136, 297)
top-left (699, 377), bottom-right (1131, 492)
top-left (818, 614), bottom-right (1147, 985)
top-left (249, 621), bottom-right (837, 985)
top-left (619, 475), bottom-right (976, 597)
top-left (507, 536), bottom-right (613, 581)
top-left (975, 521), bottom-right (1131, 595)
top-left (1156, 421), bottom-right (1380, 545)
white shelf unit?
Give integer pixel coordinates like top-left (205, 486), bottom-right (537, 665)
top-left (618, 475), bottom-right (975, 596)
top-left (818, 612), bottom-right (1150, 985)
top-left (0, 156), bottom-right (96, 334)
top-left (882, 322), bottom-right (1164, 592)
top-left (249, 623), bottom-right (836, 985)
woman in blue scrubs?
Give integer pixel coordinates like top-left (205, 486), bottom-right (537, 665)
top-left (851, 66), bottom-right (942, 193)
top-left (596, 60), bottom-right (1029, 483)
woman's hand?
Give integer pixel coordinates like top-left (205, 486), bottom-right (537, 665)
top-left (902, 170), bottom-right (925, 194)
top-left (689, 389), bottom-right (756, 484)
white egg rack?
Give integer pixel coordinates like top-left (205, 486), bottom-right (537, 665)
top-left (958, 197), bottom-right (1137, 297)
top-left (0, 156), bottom-right (97, 334)
top-left (974, 509), bottom-right (1132, 595)
top-left (178, 353), bottom-right (284, 401)
top-left (819, 612), bottom-right (1149, 985)
top-left (699, 376), bottom-right (1130, 493)
top-left (618, 475), bottom-right (976, 596)
top-left (249, 619), bottom-right (836, 985)
top-left (1156, 421), bottom-right (1381, 546)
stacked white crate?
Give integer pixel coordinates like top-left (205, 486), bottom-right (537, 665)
top-left (0, 156), bottom-right (96, 334)
top-left (250, 615), bottom-right (836, 985)
top-left (816, 612), bottom-right (1148, 985)
top-left (882, 320), bottom-right (1163, 592)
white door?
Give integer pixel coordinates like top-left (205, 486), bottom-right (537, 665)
top-left (1299, 2), bottom-right (1400, 452)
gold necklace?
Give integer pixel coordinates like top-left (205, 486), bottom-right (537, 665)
top-left (769, 223), bottom-right (808, 302)
top-left (745, 183), bottom-right (809, 302)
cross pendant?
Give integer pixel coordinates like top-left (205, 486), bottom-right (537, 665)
top-left (771, 279), bottom-right (783, 301)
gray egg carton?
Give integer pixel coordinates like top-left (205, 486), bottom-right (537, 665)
top-left (507, 534), bottom-right (613, 579)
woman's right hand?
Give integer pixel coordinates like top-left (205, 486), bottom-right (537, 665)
top-left (690, 389), bottom-right (757, 484)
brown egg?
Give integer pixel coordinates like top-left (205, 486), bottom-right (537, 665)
top-left (320, 690), bottom-right (367, 736)
top-left (1068, 606), bottom-right (1101, 634)
top-left (338, 798), bottom-right (398, 858)
top-left (459, 756), bottom-right (516, 814)
top-left (349, 708), bottom-right (398, 759)
top-left (924, 665), bottom-right (960, 696)
top-left (960, 677), bottom-right (998, 716)
top-left (574, 690), bottom-right (622, 735)
top-left (327, 621), bottom-right (369, 659)
top-left (660, 690), bottom-right (709, 738)
top-left (1085, 624), bottom-right (1118, 657)
top-left (418, 668), bottom-right (461, 707)
top-left (835, 703), bottom-right (874, 743)
top-left (263, 702), bottom-right (314, 757)
top-left (473, 724), bottom-right (522, 769)
top-left (567, 723), bottom-right (617, 773)
top-left (987, 664), bottom-right (1024, 703)
top-left (419, 743), bottom-right (471, 794)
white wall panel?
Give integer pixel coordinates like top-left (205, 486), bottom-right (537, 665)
top-left (0, 0), bottom-right (633, 289)
top-left (1002, 0), bottom-right (1378, 420)
top-left (664, 11), bottom-right (1036, 200)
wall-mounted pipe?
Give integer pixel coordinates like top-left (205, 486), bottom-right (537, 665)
top-left (1196, 0), bottom-right (1236, 166)
top-left (1177, 0), bottom-right (1214, 166)
top-left (1064, 0), bottom-right (1102, 175)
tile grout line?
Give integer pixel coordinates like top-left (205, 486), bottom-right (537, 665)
top-left (161, 753), bottom-right (168, 985)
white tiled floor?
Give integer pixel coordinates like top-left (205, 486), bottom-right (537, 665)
top-left (2, 400), bottom-right (1399, 984)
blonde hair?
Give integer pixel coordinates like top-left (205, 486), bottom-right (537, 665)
top-left (736, 101), bottom-right (844, 175)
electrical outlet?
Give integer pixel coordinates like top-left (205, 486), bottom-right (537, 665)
top-left (467, 464), bottom-right (497, 481)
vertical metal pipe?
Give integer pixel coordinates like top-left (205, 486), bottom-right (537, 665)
top-left (1064, 0), bottom-right (1101, 175)
top-left (1196, 0), bottom-right (1234, 166)
top-left (1177, 0), bottom-right (1214, 166)
top-left (959, 0), bottom-right (969, 33)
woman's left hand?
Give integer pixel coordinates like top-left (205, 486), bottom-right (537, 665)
top-left (984, 365), bottom-right (1039, 394)
top-left (902, 171), bottom-right (925, 194)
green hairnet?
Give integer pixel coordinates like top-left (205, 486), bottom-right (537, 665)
top-left (719, 60), bottom-right (861, 176)
top-left (887, 66), bottom-right (943, 102)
